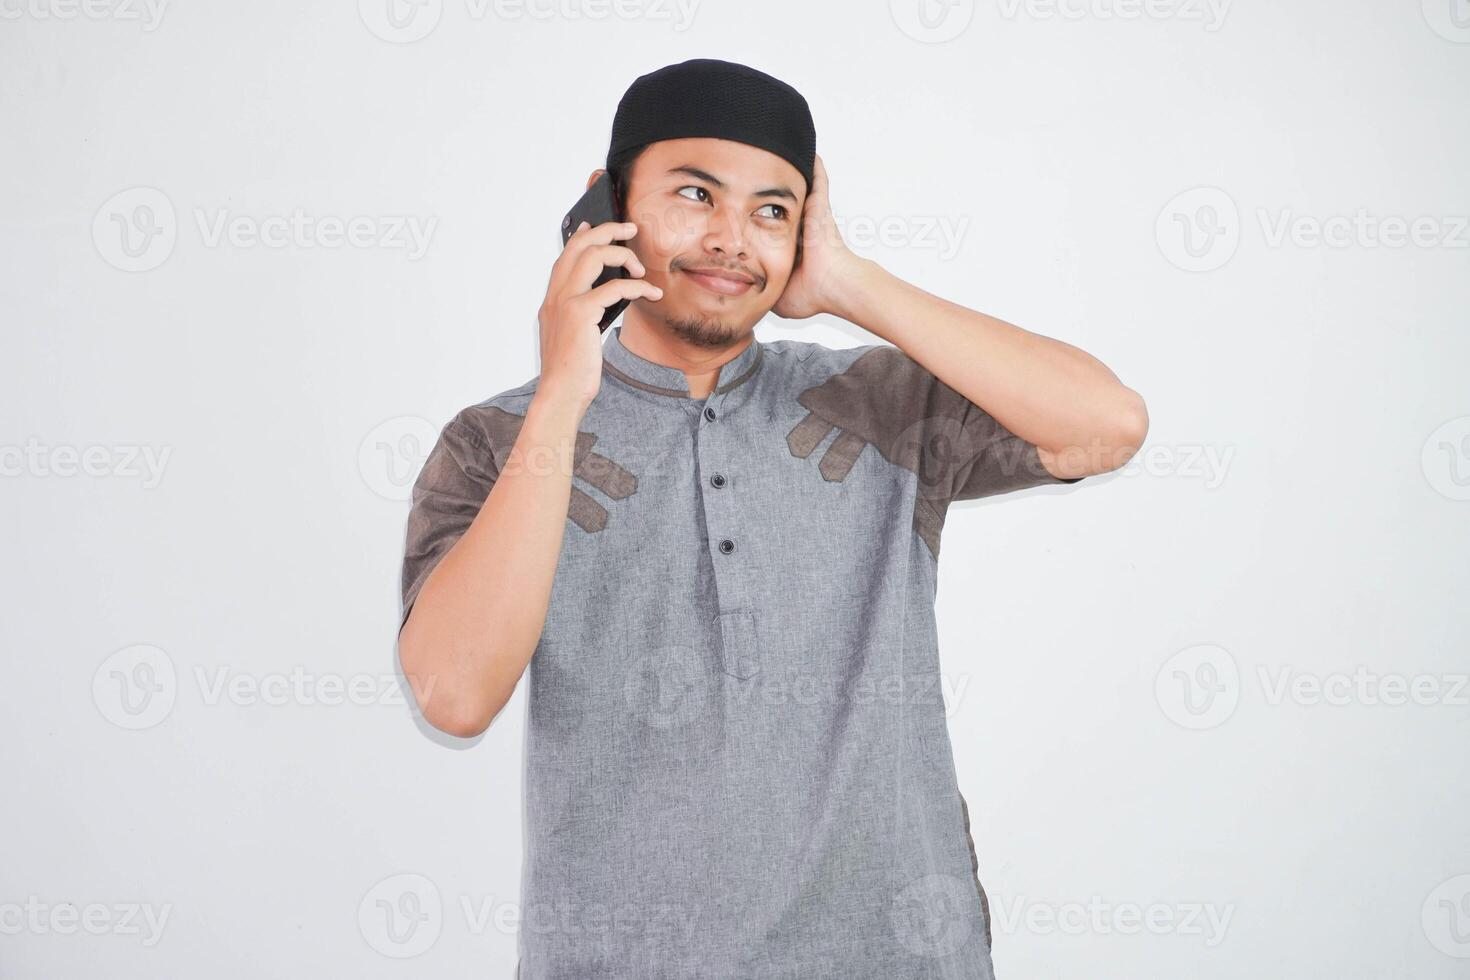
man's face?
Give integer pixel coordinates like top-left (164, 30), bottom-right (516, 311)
top-left (607, 137), bottom-right (806, 349)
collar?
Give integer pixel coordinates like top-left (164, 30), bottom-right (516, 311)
top-left (601, 324), bottom-right (764, 400)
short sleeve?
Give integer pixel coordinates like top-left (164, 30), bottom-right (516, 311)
top-left (792, 344), bottom-right (1082, 507)
top-left (399, 416), bottom-right (500, 633)
top-left (789, 344), bottom-right (1087, 558)
top-left (946, 392), bottom-right (1085, 503)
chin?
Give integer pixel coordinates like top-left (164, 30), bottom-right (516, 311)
top-left (660, 308), bottom-right (755, 349)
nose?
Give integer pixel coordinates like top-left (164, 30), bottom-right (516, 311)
top-left (701, 202), bottom-right (748, 261)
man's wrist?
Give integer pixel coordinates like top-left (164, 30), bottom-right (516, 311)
top-left (503, 389), bottom-right (587, 483)
top-left (827, 256), bottom-right (887, 330)
top-left (530, 383), bottom-right (591, 418)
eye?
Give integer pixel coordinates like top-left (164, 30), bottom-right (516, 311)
top-left (756, 203), bottom-right (788, 221)
top-left (676, 185), bottom-right (710, 203)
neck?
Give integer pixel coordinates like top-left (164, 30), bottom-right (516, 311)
top-left (618, 308), bottom-right (754, 399)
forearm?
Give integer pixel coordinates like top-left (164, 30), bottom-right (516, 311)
top-left (832, 259), bottom-right (1146, 473)
top-left (398, 391), bottom-right (586, 736)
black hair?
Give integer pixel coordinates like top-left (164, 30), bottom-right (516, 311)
top-left (605, 145), bottom-right (641, 224)
top-left (605, 145), bottom-right (804, 271)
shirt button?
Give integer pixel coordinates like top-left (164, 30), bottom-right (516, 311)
top-left (710, 473), bottom-right (727, 488)
top-left (718, 538), bottom-right (735, 554)
top-left (703, 406), bottom-right (717, 422)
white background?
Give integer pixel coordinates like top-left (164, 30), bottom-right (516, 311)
top-left (3, 0), bottom-right (1468, 977)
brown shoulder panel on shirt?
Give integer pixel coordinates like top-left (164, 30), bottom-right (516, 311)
top-left (400, 404), bottom-right (644, 628)
top-left (786, 345), bottom-right (1072, 559)
top-left (786, 346), bottom-right (975, 558)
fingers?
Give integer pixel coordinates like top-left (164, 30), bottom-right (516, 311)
top-left (545, 218), bottom-right (660, 333)
top-left (558, 220), bottom-right (637, 267)
top-left (551, 220), bottom-right (621, 285)
top-left (570, 218), bottom-right (635, 245)
top-left (570, 243), bottom-right (646, 291)
top-left (553, 219), bottom-right (645, 291)
top-left (584, 275), bottom-right (663, 311)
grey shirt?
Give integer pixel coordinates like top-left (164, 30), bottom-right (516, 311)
top-left (400, 324), bottom-right (1085, 979)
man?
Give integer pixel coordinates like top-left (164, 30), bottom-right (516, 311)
top-left (397, 58), bottom-right (1146, 979)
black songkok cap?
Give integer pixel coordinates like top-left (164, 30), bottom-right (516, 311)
top-left (606, 58), bottom-right (816, 193)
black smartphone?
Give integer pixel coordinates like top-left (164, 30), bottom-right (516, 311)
top-left (560, 172), bottom-right (629, 333)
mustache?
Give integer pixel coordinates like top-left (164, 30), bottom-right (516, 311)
top-left (669, 256), bottom-right (764, 290)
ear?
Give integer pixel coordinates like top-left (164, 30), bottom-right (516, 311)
top-left (587, 169), bottom-right (607, 191)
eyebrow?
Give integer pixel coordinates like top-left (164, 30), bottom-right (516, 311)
top-left (665, 165), bottom-right (799, 203)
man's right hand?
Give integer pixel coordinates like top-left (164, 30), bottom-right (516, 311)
top-left (536, 219), bottom-right (663, 410)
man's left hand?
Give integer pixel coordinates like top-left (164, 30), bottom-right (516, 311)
top-left (773, 154), bottom-right (869, 320)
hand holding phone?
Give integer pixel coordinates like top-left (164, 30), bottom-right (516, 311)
top-left (538, 202), bottom-right (663, 408)
top-left (559, 172), bottom-right (642, 332)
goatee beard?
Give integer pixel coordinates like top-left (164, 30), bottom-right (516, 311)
top-left (662, 312), bottom-right (741, 350)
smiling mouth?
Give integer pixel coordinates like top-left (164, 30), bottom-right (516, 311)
top-left (681, 267), bottom-right (756, 296)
